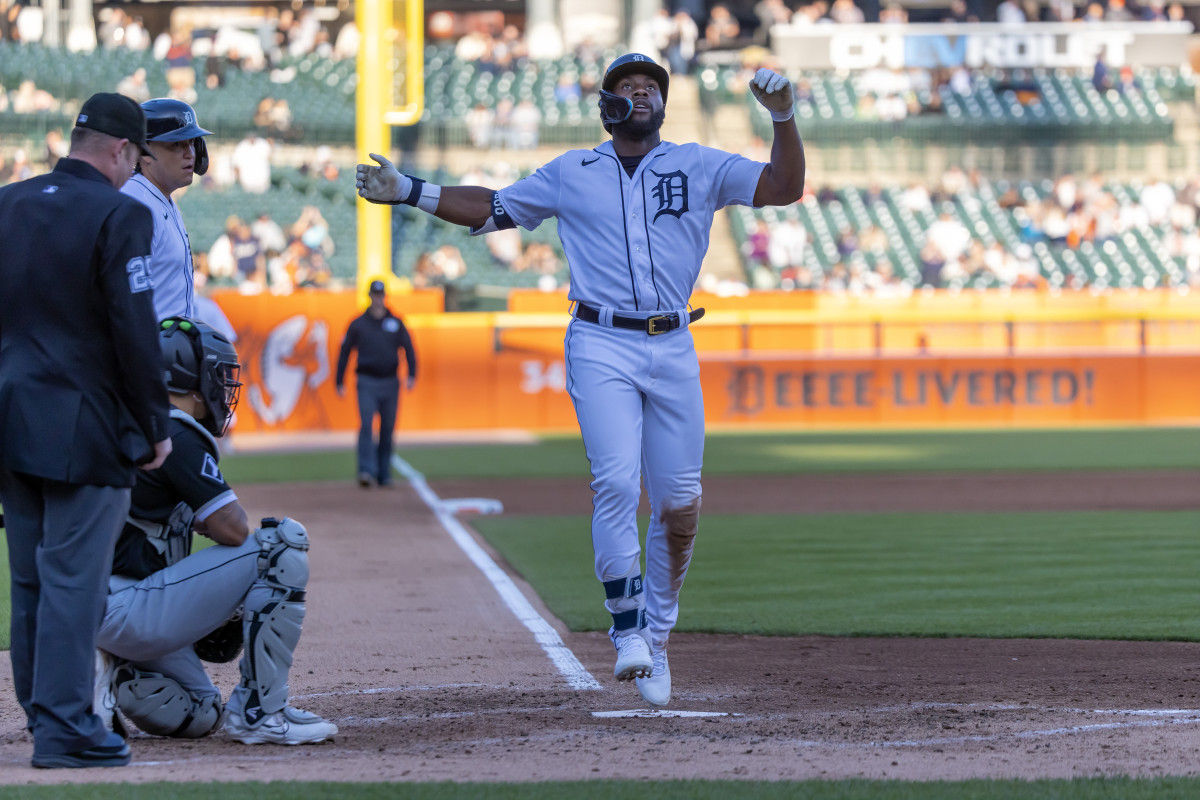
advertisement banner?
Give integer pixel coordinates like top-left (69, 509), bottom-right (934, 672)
top-left (215, 291), bottom-right (1200, 433)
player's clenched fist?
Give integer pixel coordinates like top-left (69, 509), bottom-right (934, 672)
top-left (749, 67), bottom-right (795, 123)
top-left (356, 153), bottom-right (410, 204)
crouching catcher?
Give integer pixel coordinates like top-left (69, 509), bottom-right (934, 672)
top-left (94, 317), bottom-right (337, 745)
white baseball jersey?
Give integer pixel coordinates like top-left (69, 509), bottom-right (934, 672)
top-left (492, 138), bottom-right (767, 660)
top-left (496, 139), bottom-right (765, 311)
top-left (122, 174), bottom-right (195, 320)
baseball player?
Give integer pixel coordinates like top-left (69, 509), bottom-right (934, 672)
top-left (121, 98), bottom-right (213, 320)
top-left (94, 317), bottom-right (337, 745)
top-left (357, 54), bottom-right (803, 707)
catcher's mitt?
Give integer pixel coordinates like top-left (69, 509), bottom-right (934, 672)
top-left (193, 613), bottom-right (244, 663)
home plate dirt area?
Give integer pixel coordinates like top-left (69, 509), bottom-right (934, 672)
top-left (2, 471), bottom-right (1200, 785)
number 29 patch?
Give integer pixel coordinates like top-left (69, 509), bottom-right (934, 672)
top-left (126, 255), bottom-right (152, 293)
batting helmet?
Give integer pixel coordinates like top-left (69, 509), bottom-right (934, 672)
top-left (160, 317), bottom-right (242, 437)
top-left (141, 98), bottom-right (213, 175)
top-left (599, 53), bottom-right (670, 131)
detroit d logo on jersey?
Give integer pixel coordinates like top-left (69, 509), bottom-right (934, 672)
top-left (650, 169), bottom-right (689, 222)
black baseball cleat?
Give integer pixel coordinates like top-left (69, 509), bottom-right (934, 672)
top-left (32, 732), bottom-right (131, 769)
top-left (357, 472), bottom-right (375, 488)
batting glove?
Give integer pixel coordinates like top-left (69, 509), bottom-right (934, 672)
top-left (749, 68), bottom-right (795, 123)
top-left (356, 153), bottom-right (410, 204)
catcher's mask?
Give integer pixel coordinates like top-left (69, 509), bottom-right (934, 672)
top-left (599, 52), bottom-right (669, 133)
top-left (160, 316), bottom-right (242, 437)
top-left (141, 97), bottom-right (213, 175)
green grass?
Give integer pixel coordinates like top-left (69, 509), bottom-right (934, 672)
top-left (472, 510), bottom-right (1200, 640)
top-left (215, 427), bottom-right (1200, 484)
top-left (2, 779), bottom-right (1200, 799)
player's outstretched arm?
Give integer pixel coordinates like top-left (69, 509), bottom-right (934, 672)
top-left (356, 153), bottom-right (494, 228)
top-left (749, 68), bottom-right (806, 208)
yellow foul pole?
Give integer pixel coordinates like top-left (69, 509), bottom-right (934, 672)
top-left (355, 0), bottom-right (423, 301)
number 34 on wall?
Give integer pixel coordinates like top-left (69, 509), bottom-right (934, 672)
top-left (520, 360), bottom-right (566, 394)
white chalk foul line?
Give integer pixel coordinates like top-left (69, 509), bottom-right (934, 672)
top-left (592, 709), bottom-right (741, 719)
top-left (392, 455), bottom-right (602, 691)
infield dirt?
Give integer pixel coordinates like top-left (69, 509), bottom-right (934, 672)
top-left (3, 471), bottom-right (1200, 785)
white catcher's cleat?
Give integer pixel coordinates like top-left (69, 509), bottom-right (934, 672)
top-left (636, 650), bottom-right (671, 708)
top-left (93, 648), bottom-right (128, 738)
top-left (612, 632), bottom-right (653, 681)
top-left (224, 705), bottom-right (338, 745)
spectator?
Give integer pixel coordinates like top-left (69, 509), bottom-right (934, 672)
top-left (555, 73), bottom-right (582, 104)
top-left (164, 29), bottom-right (197, 104)
top-left (754, 0), bottom-right (792, 46)
top-left (229, 216), bottom-right (266, 288)
top-left (704, 4), bottom-right (741, 50)
top-left (98, 8), bottom-right (130, 49)
top-left (942, 0), bottom-right (973, 22)
top-left (665, 11), bottom-right (700, 75)
top-left (116, 68), bottom-right (151, 104)
top-left (880, 2), bottom-right (908, 22)
top-left (12, 79), bottom-right (57, 113)
top-left (206, 216), bottom-right (239, 282)
top-left (1106, 0), bottom-right (1136, 21)
top-left (42, 129), bottom-right (67, 171)
top-left (0, 0), bottom-right (20, 42)
top-left (744, 219), bottom-right (771, 270)
top-left (769, 217), bottom-right (808, 271)
top-left (465, 103), bottom-right (495, 149)
top-left (509, 98), bottom-right (542, 149)
top-left (996, 0), bottom-right (1026, 23)
top-left (7, 149), bottom-right (32, 182)
top-left (230, 131), bottom-right (272, 194)
top-left (829, 0), bottom-right (866, 24)
top-left (124, 15), bottom-right (150, 50)
top-left (925, 208), bottom-right (971, 261)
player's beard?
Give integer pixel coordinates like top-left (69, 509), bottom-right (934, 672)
top-left (619, 107), bottom-right (666, 141)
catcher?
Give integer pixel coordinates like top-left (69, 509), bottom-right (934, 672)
top-left (94, 316), bottom-right (337, 746)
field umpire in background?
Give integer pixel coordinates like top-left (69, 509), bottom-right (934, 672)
top-left (335, 280), bottom-right (418, 488)
top-left (0, 92), bottom-right (172, 768)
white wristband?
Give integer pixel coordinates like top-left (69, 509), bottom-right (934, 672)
top-left (417, 183), bottom-right (441, 214)
top-left (770, 107), bottom-right (795, 123)
top-left (397, 177), bottom-right (442, 214)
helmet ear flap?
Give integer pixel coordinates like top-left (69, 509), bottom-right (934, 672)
top-left (194, 137), bottom-right (209, 176)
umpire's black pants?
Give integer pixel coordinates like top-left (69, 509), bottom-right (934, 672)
top-left (0, 468), bottom-right (129, 758)
top-left (356, 373), bottom-right (401, 485)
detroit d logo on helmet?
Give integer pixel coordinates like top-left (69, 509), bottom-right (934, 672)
top-left (650, 169), bottom-right (689, 222)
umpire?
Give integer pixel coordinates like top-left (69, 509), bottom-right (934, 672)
top-left (335, 280), bottom-right (417, 488)
top-left (0, 92), bottom-right (173, 769)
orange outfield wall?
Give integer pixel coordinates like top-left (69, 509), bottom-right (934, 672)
top-left (213, 289), bottom-right (1200, 434)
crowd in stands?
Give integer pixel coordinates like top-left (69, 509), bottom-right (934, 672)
top-left (737, 166), bottom-right (1200, 294)
top-left (196, 202), bottom-right (336, 295)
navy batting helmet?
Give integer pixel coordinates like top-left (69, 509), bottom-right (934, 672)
top-left (141, 98), bottom-right (213, 175)
top-left (598, 53), bottom-right (670, 132)
top-left (160, 317), bottom-right (241, 437)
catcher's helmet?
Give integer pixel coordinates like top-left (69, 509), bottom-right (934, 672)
top-left (141, 98), bottom-right (213, 175)
top-left (598, 53), bottom-right (669, 133)
top-left (160, 316), bottom-right (242, 437)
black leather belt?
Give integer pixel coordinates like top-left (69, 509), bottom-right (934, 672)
top-left (574, 302), bottom-right (705, 335)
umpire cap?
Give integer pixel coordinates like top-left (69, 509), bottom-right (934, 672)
top-left (141, 98), bottom-right (213, 175)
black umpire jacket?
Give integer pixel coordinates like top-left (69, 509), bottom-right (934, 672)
top-left (0, 157), bottom-right (170, 488)
top-left (335, 307), bottom-right (418, 386)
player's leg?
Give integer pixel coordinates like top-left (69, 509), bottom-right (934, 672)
top-left (636, 331), bottom-right (705, 706)
top-left (354, 375), bottom-right (378, 485)
top-left (565, 323), bottom-right (652, 680)
top-left (98, 537), bottom-right (260, 662)
top-left (112, 648), bottom-right (222, 739)
top-left (223, 517), bottom-right (336, 744)
top-left (375, 376), bottom-right (400, 485)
